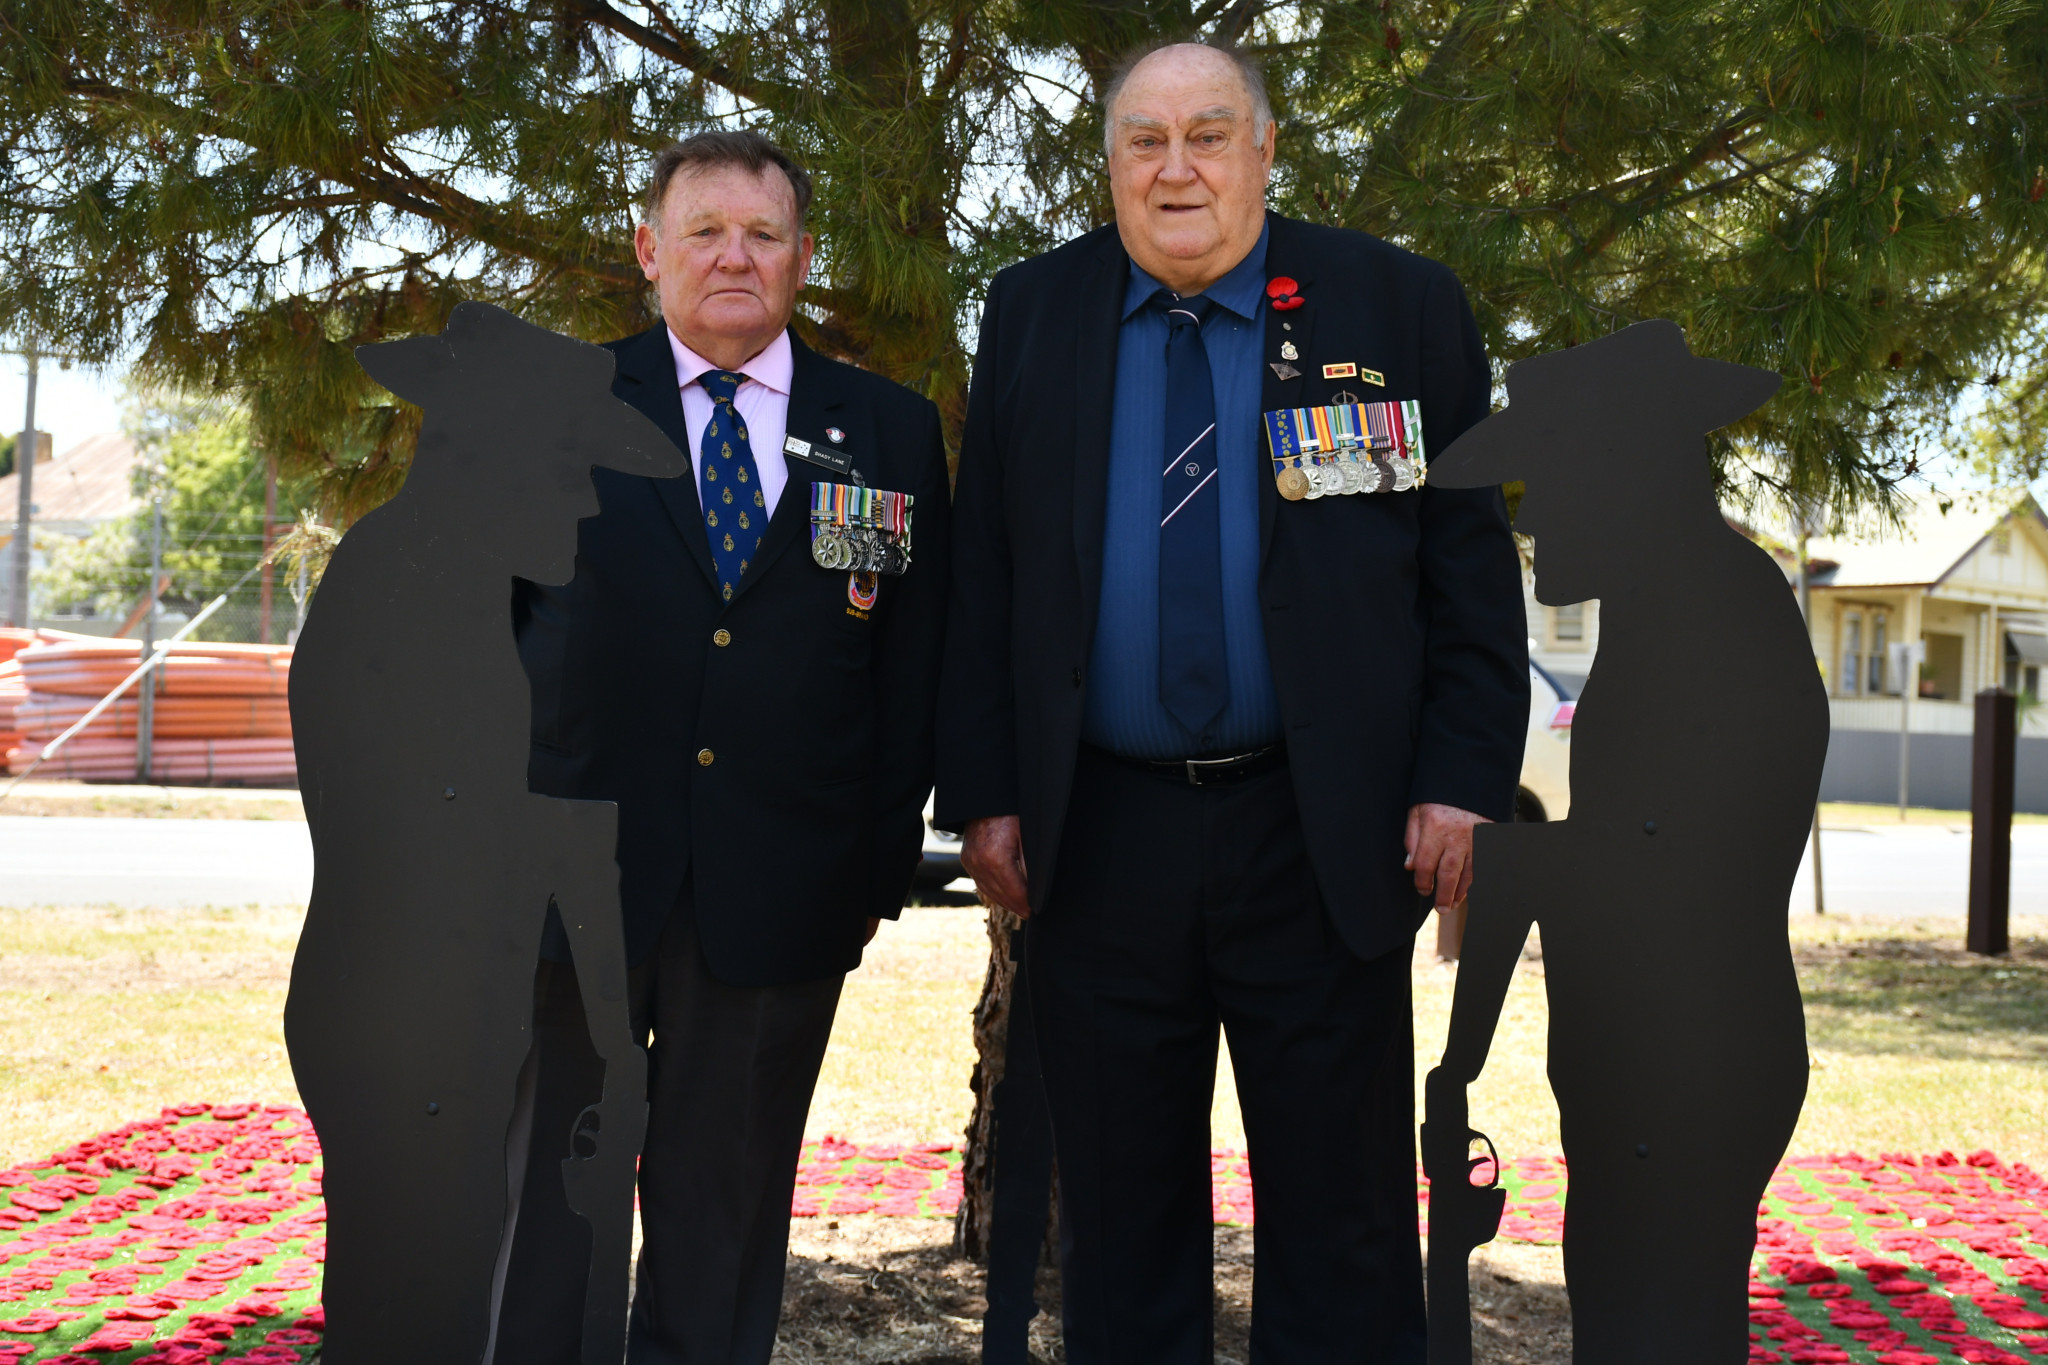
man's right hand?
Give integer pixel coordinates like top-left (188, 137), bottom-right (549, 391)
top-left (961, 815), bottom-right (1031, 919)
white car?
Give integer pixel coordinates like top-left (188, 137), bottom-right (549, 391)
top-left (1518, 659), bottom-right (1575, 822)
top-left (913, 662), bottom-right (1575, 894)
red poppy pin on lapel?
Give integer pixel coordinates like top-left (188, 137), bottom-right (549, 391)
top-left (1266, 276), bottom-right (1305, 311)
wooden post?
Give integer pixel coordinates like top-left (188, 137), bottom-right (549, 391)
top-left (1436, 899), bottom-right (1468, 960)
top-left (1968, 688), bottom-right (2014, 956)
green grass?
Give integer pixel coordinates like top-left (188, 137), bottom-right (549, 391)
top-left (0, 904), bottom-right (2039, 1179)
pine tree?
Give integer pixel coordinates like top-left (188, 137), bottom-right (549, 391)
top-left (6, 0), bottom-right (2042, 1267)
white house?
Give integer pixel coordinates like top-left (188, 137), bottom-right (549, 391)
top-left (1801, 493), bottom-right (2048, 810)
top-left (1520, 493), bottom-right (2048, 811)
top-left (0, 432), bottom-right (142, 631)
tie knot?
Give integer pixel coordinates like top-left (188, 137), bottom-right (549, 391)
top-left (698, 369), bottom-right (746, 403)
top-left (1154, 291), bottom-right (1212, 332)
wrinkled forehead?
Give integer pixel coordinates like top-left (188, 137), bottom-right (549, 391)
top-left (659, 162), bottom-right (800, 231)
top-left (1113, 46), bottom-right (1256, 127)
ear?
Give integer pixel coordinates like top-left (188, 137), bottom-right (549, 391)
top-left (355, 334), bottom-right (452, 406)
top-left (1691, 359), bottom-right (1782, 434)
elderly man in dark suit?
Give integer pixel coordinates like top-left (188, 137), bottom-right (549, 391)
top-left (937, 41), bottom-right (1528, 1363)
top-left (499, 130), bottom-right (950, 1364)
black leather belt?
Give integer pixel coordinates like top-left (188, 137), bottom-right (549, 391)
top-left (1095, 743), bottom-right (1288, 787)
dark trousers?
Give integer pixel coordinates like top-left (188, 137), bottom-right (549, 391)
top-left (491, 911), bottom-right (844, 1365)
top-left (1029, 747), bottom-right (1425, 1364)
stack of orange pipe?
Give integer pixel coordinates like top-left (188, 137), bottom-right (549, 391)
top-left (0, 629), bottom-right (84, 755)
top-left (0, 658), bottom-right (24, 755)
top-left (5, 638), bottom-right (297, 785)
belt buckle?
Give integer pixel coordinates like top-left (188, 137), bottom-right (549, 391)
top-left (1184, 752), bottom-right (1248, 786)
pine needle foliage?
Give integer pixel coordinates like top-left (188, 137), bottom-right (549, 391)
top-left (0, 0), bottom-right (2043, 524)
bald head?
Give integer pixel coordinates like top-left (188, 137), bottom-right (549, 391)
top-left (1103, 41), bottom-right (1277, 296)
top-left (1103, 43), bottom-right (1274, 157)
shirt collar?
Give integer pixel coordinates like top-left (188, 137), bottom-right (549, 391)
top-left (666, 326), bottom-right (794, 396)
top-left (1121, 218), bottom-right (1272, 323)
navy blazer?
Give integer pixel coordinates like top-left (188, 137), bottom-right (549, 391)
top-left (517, 325), bottom-right (952, 985)
top-left (936, 212), bottom-right (1528, 963)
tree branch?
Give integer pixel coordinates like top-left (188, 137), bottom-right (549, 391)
top-left (553, 0), bottom-right (776, 109)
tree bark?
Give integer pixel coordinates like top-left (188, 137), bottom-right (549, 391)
top-left (953, 905), bottom-right (1019, 1261)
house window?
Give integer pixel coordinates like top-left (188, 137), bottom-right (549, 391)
top-left (1837, 607), bottom-right (1890, 697)
top-left (2004, 632), bottom-right (2048, 700)
top-left (1554, 603), bottom-right (1584, 644)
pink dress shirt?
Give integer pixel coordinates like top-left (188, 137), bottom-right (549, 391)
top-left (666, 327), bottom-right (794, 520)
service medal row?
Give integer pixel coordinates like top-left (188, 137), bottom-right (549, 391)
top-left (1263, 399), bottom-right (1427, 502)
top-left (810, 483), bottom-right (914, 576)
top-left (1275, 454), bottom-right (1422, 502)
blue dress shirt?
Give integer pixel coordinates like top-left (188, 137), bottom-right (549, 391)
top-left (1082, 224), bottom-right (1284, 759)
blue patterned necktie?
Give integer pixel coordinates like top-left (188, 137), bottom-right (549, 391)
top-left (697, 369), bottom-right (768, 603)
top-left (1154, 290), bottom-right (1229, 743)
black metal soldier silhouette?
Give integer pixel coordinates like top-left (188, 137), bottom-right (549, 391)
top-left (287, 302), bottom-right (684, 1363)
top-left (1422, 320), bottom-right (1828, 1363)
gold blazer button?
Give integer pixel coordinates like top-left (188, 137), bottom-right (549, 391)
top-left (713, 629), bottom-right (732, 647)
top-left (697, 749), bottom-right (715, 767)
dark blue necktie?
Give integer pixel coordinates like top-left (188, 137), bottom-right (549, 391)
top-left (697, 370), bottom-right (767, 603)
top-left (1154, 291), bottom-right (1229, 742)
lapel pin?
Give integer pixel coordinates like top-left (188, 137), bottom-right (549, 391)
top-left (1361, 367), bottom-right (1387, 387)
top-left (783, 435), bottom-right (813, 458)
top-left (826, 427), bottom-right (846, 443)
top-left (1323, 362), bottom-right (1357, 380)
top-left (1265, 276), bottom-right (1306, 312)
top-left (1270, 362), bottom-right (1302, 381)
top-left (1281, 341), bottom-right (1300, 361)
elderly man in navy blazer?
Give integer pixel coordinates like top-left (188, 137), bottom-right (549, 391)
top-left (938, 40), bottom-right (1528, 1362)
top-left (502, 131), bottom-right (950, 1364)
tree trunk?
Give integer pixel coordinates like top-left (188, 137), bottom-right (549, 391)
top-left (953, 905), bottom-right (1019, 1260)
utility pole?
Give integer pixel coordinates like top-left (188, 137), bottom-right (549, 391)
top-left (136, 493), bottom-right (163, 782)
top-left (9, 347), bottom-right (38, 629)
top-left (1891, 639), bottom-right (1927, 821)
top-left (1797, 523), bottom-right (1824, 915)
top-left (259, 456), bottom-right (277, 643)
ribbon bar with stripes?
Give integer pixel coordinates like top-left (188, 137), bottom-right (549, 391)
top-left (1262, 398), bottom-right (1426, 502)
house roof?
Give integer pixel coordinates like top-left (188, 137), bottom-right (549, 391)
top-left (1804, 492), bottom-right (2046, 590)
top-left (0, 432), bottom-right (140, 526)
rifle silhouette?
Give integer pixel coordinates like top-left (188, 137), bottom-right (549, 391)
top-left (1421, 1068), bottom-right (1505, 1363)
top-left (1422, 845), bottom-right (1540, 1365)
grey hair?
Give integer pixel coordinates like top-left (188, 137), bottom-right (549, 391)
top-left (1100, 40), bottom-right (1274, 157)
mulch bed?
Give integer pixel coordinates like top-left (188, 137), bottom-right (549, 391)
top-left (5, 1106), bottom-right (2045, 1363)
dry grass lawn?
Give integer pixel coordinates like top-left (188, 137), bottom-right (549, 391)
top-left (0, 891), bottom-right (2039, 1363)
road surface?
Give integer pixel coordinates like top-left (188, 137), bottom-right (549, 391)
top-left (0, 814), bottom-right (2043, 919)
top-left (0, 815), bottom-right (313, 906)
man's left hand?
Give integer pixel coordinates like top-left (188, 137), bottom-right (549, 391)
top-left (1405, 803), bottom-right (1492, 908)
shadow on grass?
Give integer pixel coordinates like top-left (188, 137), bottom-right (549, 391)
top-left (1796, 932), bottom-right (2048, 1062)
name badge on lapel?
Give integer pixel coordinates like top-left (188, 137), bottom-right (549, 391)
top-left (1262, 398), bottom-right (1425, 501)
top-left (809, 482), bottom-right (914, 576)
top-left (783, 434), bottom-right (853, 476)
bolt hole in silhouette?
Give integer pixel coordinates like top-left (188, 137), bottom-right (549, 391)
top-left (287, 303), bottom-right (686, 1363)
top-left (1422, 321), bottom-right (1829, 1363)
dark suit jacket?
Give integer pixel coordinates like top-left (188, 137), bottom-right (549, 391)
top-left (517, 325), bottom-right (951, 986)
top-left (936, 212), bottom-right (1528, 964)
